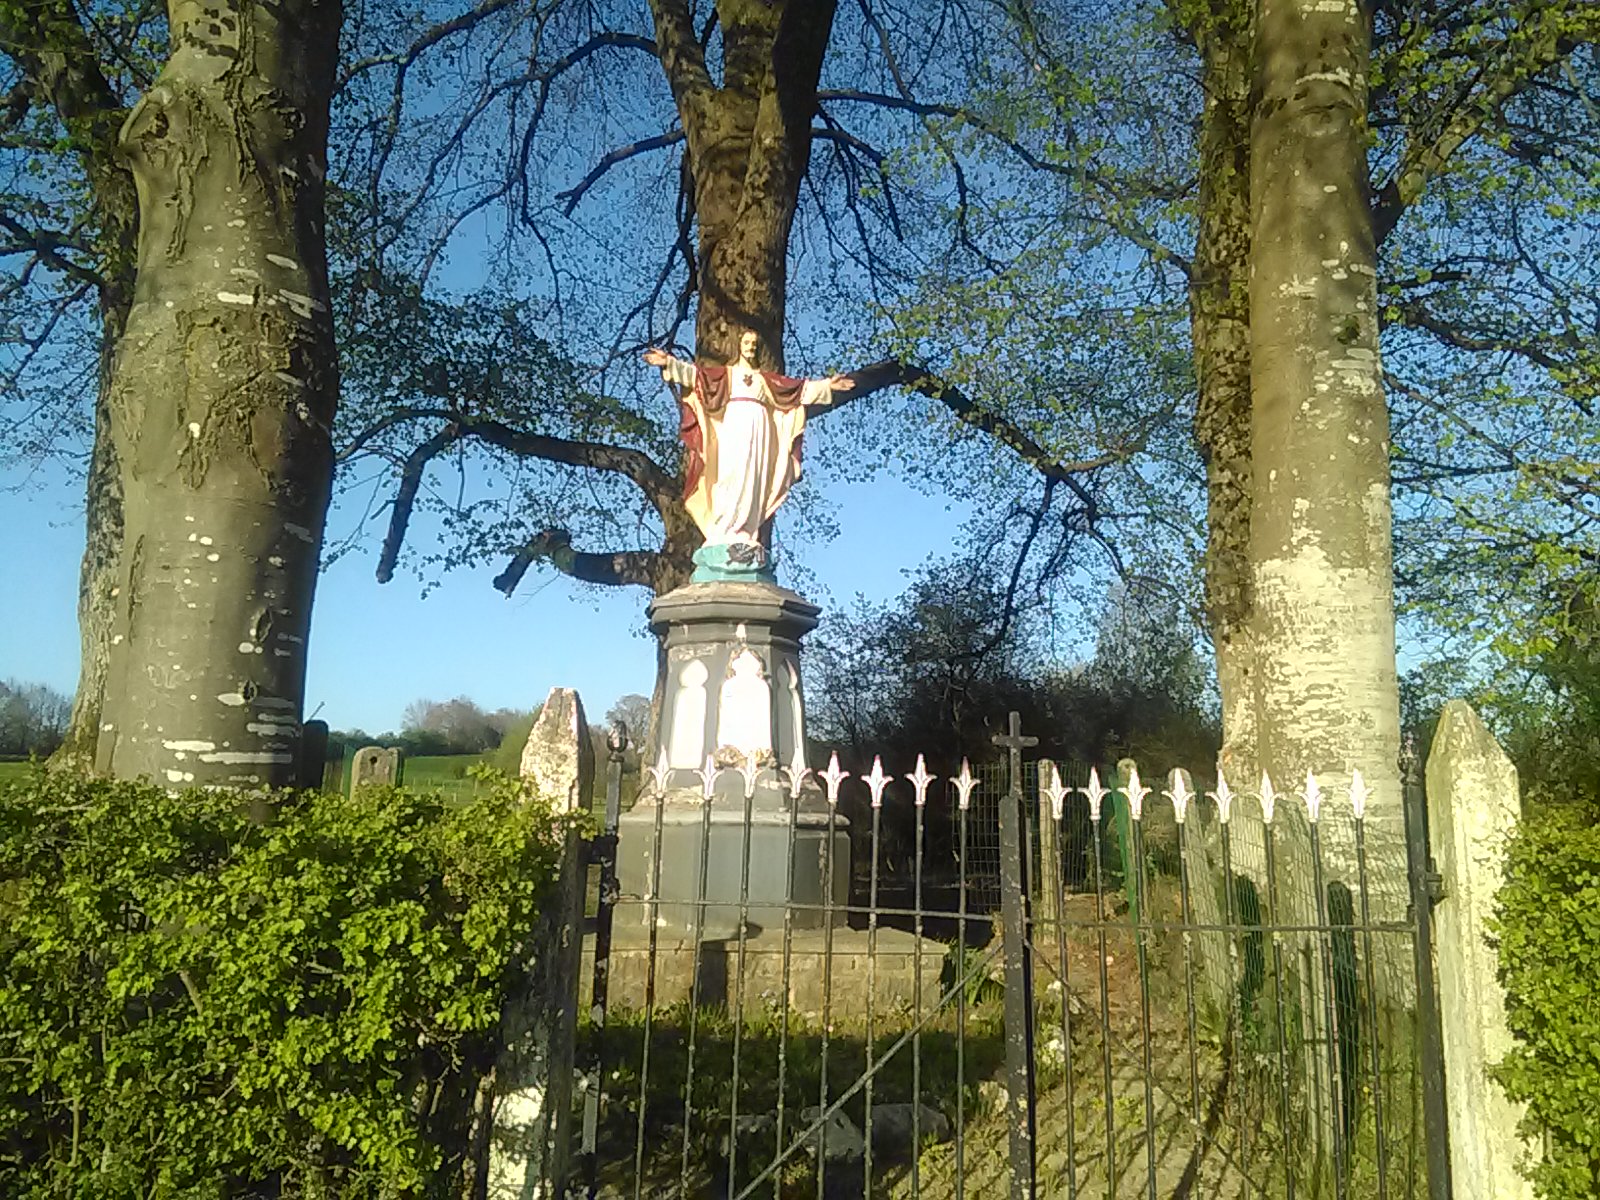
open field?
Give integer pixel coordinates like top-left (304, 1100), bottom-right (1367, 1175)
top-left (330, 751), bottom-right (490, 803)
top-left (0, 754), bottom-right (494, 797)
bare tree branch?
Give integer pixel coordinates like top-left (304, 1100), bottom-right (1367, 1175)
top-left (816, 360), bottom-right (1129, 512)
top-left (493, 529), bottom-right (658, 594)
top-left (346, 406), bottom-right (678, 520)
top-left (376, 424), bottom-right (462, 584)
top-left (339, 0), bottom-right (525, 88)
top-left (0, 212), bottom-right (104, 288)
top-left (557, 129), bottom-right (685, 215)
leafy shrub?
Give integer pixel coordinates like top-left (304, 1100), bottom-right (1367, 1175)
top-left (0, 767), bottom-right (571, 1197)
top-left (1493, 798), bottom-right (1600, 1200)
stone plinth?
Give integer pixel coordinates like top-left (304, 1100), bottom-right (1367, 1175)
top-left (581, 924), bottom-right (944, 1018)
top-left (617, 580), bottom-right (848, 940)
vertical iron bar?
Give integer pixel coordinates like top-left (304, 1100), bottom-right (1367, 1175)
top-left (1262, 822), bottom-right (1297, 1200)
top-left (582, 727), bottom-right (626, 1198)
top-left (681, 773), bottom-right (717, 1196)
top-left (912, 781), bottom-right (926, 1200)
top-left (1403, 753), bottom-right (1452, 1200)
top-left (1090, 792), bottom-right (1116, 1199)
top-left (956, 785), bottom-right (969, 1200)
top-left (1354, 815), bottom-right (1390, 1199)
top-left (1055, 799), bottom-right (1079, 1200)
top-left (995, 713), bottom-right (1039, 1199)
top-left (1219, 815), bottom-right (1251, 1196)
top-left (1310, 820), bottom-right (1350, 1195)
top-left (815, 797), bottom-right (839, 1200)
top-left (1174, 817), bottom-right (1203, 1164)
top-left (631, 766), bottom-right (670, 1199)
top-left (726, 764), bottom-right (760, 1199)
top-left (1131, 812), bottom-right (1158, 1199)
top-left (775, 785), bottom-right (800, 1200)
top-left (865, 786), bottom-right (885, 1192)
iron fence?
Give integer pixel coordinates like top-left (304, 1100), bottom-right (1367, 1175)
top-left (568, 715), bottom-right (1451, 1199)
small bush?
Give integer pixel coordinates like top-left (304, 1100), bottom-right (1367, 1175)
top-left (1493, 798), bottom-right (1600, 1200)
top-left (0, 767), bottom-right (571, 1197)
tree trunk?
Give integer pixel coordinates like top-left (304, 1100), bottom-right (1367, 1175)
top-left (54, 310), bottom-right (130, 773)
top-left (95, 0), bottom-right (342, 787)
top-left (1185, 4), bottom-right (1256, 790)
top-left (1248, 0), bottom-right (1402, 864)
top-left (661, 0), bottom-right (836, 370)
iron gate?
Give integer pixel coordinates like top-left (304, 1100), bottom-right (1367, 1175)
top-left (568, 715), bottom-right (1452, 1198)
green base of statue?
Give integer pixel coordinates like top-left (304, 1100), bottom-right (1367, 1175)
top-left (691, 542), bottom-right (778, 585)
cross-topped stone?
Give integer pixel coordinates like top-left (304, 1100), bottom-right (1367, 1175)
top-left (991, 711), bottom-right (1039, 754)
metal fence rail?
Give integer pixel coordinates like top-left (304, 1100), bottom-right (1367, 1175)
top-left (573, 714), bottom-right (1451, 1199)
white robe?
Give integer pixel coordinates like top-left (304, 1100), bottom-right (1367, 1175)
top-left (661, 358), bottom-right (833, 547)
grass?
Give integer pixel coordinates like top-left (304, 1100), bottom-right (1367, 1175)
top-left (0, 760), bottom-right (32, 782)
top-left (323, 751), bottom-right (490, 804)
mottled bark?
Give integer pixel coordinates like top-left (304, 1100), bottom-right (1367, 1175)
top-left (1248, 0), bottom-right (1402, 854)
top-left (56, 320), bottom-right (129, 773)
top-left (1184, 2), bottom-right (1257, 789)
top-left (95, 0), bottom-right (342, 787)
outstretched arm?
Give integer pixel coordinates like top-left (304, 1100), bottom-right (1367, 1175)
top-left (802, 372), bottom-right (856, 409)
top-left (642, 347), bottom-right (695, 388)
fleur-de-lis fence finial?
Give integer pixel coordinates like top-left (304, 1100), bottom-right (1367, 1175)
top-left (1303, 769), bottom-right (1322, 824)
top-left (695, 754), bottom-right (719, 802)
top-left (1042, 762), bottom-right (1069, 822)
top-left (787, 747), bottom-right (811, 803)
top-left (1166, 769), bottom-right (1192, 825)
top-left (820, 751), bottom-right (849, 806)
top-left (865, 756), bottom-right (893, 808)
top-left (733, 751), bottom-right (762, 799)
top-left (1210, 765), bottom-right (1235, 824)
top-left (1259, 771), bottom-right (1278, 824)
top-left (1079, 766), bottom-right (1108, 822)
top-left (908, 754), bottom-right (935, 807)
top-left (952, 759), bottom-right (978, 811)
top-left (1348, 767), bottom-right (1371, 821)
top-left (646, 746), bottom-right (672, 796)
top-left (1121, 763), bottom-right (1150, 822)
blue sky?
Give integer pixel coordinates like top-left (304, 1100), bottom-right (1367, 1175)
top-left (0, 454), bottom-right (973, 734)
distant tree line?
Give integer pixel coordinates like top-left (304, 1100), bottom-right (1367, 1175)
top-left (329, 692), bottom-right (654, 765)
top-left (0, 681), bottom-right (71, 760)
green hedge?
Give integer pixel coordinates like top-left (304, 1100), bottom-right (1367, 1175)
top-left (1494, 799), bottom-right (1600, 1200)
top-left (0, 768), bottom-right (570, 1197)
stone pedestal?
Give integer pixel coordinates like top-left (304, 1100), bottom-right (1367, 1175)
top-left (617, 581), bottom-right (848, 940)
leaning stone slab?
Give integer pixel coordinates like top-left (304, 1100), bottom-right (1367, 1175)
top-left (488, 688), bottom-right (592, 1200)
top-left (1426, 700), bottom-right (1535, 1200)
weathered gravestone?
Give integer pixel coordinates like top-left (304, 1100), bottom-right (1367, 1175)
top-left (487, 688), bottom-right (592, 1200)
top-left (348, 744), bottom-right (401, 793)
top-left (1426, 700), bottom-right (1535, 1200)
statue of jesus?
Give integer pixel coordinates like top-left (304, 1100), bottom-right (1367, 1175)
top-left (644, 330), bottom-right (853, 582)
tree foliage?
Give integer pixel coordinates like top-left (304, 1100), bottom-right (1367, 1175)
top-left (1494, 795), bottom-right (1600, 1200)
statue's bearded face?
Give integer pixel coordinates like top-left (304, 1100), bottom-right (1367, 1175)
top-left (738, 330), bottom-right (760, 363)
